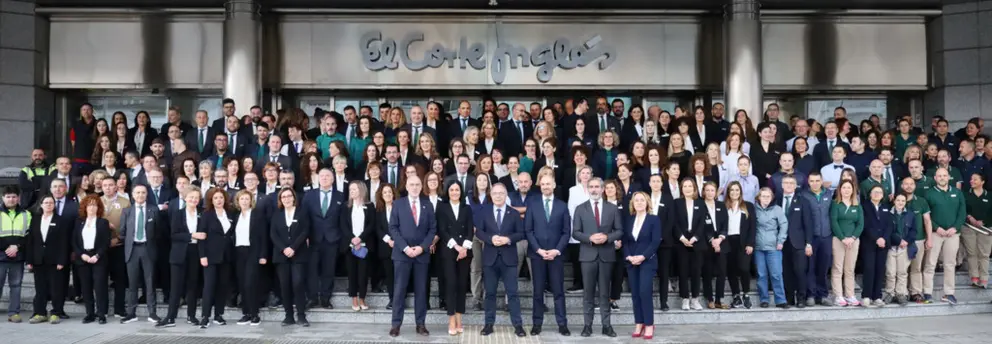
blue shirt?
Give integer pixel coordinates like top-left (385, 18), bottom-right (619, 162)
top-left (725, 173), bottom-right (760, 202)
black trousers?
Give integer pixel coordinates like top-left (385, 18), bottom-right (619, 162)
top-left (782, 246), bottom-right (808, 303)
top-left (380, 257), bottom-right (394, 299)
top-left (234, 247), bottom-right (261, 316)
top-left (201, 262), bottom-right (233, 318)
top-left (78, 262), bottom-right (108, 317)
top-left (69, 263), bottom-right (81, 299)
top-left (107, 246), bottom-right (127, 315)
top-left (32, 264), bottom-right (66, 316)
top-left (567, 244), bottom-right (583, 288)
top-left (703, 244), bottom-right (729, 302)
top-left (676, 244), bottom-right (704, 299)
top-left (441, 254), bottom-right (470, 315)
top-left (726, 236), bottom-right (751, 295)
top-left (307, 242), bottom-right (337, 301)
top-left (346, 253), bottom-right (369, 298)
top-left (156, 236), bottom-right (172, 300)
top-left (655, 247), bottom-right (674, 306)
top-left (429, 247), bottom-right (447, 305)
top-left (277, 263), bottom-right (307, 317)
top-left (860, 244), bottom-right (887, 300)
top-left (167, 246), bottom-right (202, 319)
top-left (610, 249), bottom-right (625, 300)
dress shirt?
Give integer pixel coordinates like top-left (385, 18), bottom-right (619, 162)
top-left (632, 214), bottom-right (645, 240)
top-left (217, 211), bottom-right (231, 234)
top-left (695, 175), bottom-right (706, 196)
top-left (284, 208), bottom-right (296, 227)
top-left (819, 162), bottom-right (855, 190)
top-left (445, 202), bottom-right (472, 250)
top-left (685, 200), bottom-right (695, 233)
top-left (83, 218), bottom-right (97, 249)
top-left (57, 173), bottom-right (71, 190)
top-left (350, 204), bottom-right (366, 238)
top-left (55, 197), bottom-right (66, 216)
top-left (668, 180), bottom-right (681, 199)
top-left (40, 214), bottom-right (53, 242)
top-left (484, 139), bottom-right (495, 153)
top-left (696, 124), bottom-right (707, 144)
top-left (728, 207), bottom-right (742, 236)
top-left (185, 211), bottom-right (199, 243)
top-left (589, 199), bottom-right (603, 225)
top-left (543, 196), bottom-right (554, 214)
top-left (883, 164), bottom-right (897, 192)
top-left (382, 205), bottom-right (393, 243)
top-left (726, 173), bottom-right (759, 201)
top-left (235, 212), bottom-right (251, 247)
top-left (335, 178), bottom-right (346, 192)
top-left (493, 204), bottom-right (508, 227)
top-left (706, 201), bottom-right (718, 233)
top-left (134, 131), bottom-right (145, 153)
top-left (650, 194), bottom-right (663, 215)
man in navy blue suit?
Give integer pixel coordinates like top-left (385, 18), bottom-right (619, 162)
top-left (301, 168), bottom-right (344, 309)
top-left (476, 183), bottom-right (527, 337)
top-left (387, 175), bottom-right (436, 338)
top-left (776, 175), bottom-right (814, 308)
top-left (813, 121), bottom-right (851, 171)
top-left (524, 174), bottom-right (571, 336)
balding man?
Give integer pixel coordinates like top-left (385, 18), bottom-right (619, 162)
top-left (922, 167), bottom-right (966, 305)
top-left (388, 175), bottom-right (435, 337)
top-left (402, 105), bottom-right (437, 148)
top-left (497, 103), bottom-right (533, 158)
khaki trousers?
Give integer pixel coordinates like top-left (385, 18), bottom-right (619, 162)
top-left (885, 248), bottom-right (910, 296)
top-left (471, 237), bottom-right (485, 303)
top-left (909, 240), bottom-right (930, 295)
top-left (961, 227), bottom-right (992, 282)
top-left (923, 234), bottom-right (959, 295)
top-left (831, 237), bottom-right (859, 298)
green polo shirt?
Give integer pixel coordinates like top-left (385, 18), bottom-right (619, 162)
top-left (925, 166), bottom-right (963, 188)
top-left (924, 185), bottom-right (966, 232)
top-left (860, 177), bottom-right (891, 200)
top-left (830, 202), bottom-right (864, 239)
top-left (965, 189), bottom-right (992, 225)
top-left (906, 195), bottom-right (931, 241)
top-left (913, 175), bottom-right (935, 198)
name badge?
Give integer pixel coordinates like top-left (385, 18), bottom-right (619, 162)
top-left (292, 219), bottom-right (298, 223)
top-left (951, 194), bottom-right (957, 198)
top-left (705, 219), bottom-right (712, 224)
top-left (148, 218), bottom-right (154, 222)
top-left (983, 199), bottom-right (989, 203)
top-left (694, 206), bottom-right (699, 210)
top-left (851, 209), bottom-right (858, 213)
top-left (49, 223), bottom-right (56, 227)
top-left (336, 201), bottom-right (342, 205)
top-left (793, 207), bottom-right (801, 212)
top-left (114, 203), bottom-right (121, 209)
top-left (882, 208), bottom-right (890, 212)
top-left (716, 208), bottom-right (722, 212)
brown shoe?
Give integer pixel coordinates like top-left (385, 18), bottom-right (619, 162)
top-left (707, 302), bottom-right (715, 309)
top-left (416, 325), bottom-right (430, 336)
top-left (389, 327), bottom-right (400, 337)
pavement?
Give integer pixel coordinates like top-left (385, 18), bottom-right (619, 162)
top-left (1, 313), bottom-right (992, 343)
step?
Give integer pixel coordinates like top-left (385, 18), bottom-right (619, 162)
top-left (2, 298), bottom-right (990, 326)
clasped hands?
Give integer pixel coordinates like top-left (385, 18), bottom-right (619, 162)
top-left (679, 235), bottom-right (698, 247)
top-left (590, 233), bottom-right (609, 245)
top-left (626, 255), bottom-right (646, 266)
top-left (490, 235), bottom-right (511, 247)
top-left (535, 248), bottom-right (561, 260)
top-left (403, 246), bottom-right (425, 258)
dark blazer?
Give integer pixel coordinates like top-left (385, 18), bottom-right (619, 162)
top-left (813, 137), bottom-right (851, 171)
top-left (236, 209), bottom-right (271, 261)
top-left (269, 208), bottom-right (311, 264)
top-left (497, 120), bottom-right (533, 158)
top-left (889, 209), bottom-right (919, 259)
top-left (474, 204), bottom-right (524, 266)
top-left (169, 209), bottom-right (202, 264)
top-left (775, 194), bottom-right (815, 250)
top-left (119, 202), bottom-right (161, 263)
top-left (388, 197), bottom-right (437, 263)
top-left (673, 198), bottom-right (708, 243)
top-left (223, 129), bottom-right (251, 157)
top-left (145, 185), bottom-right (175, 208)
top-left (524, 197), bottom-right (570, 259)
top-left (622, 214), bottom-right (662, 265)
top-left (497, 175), bottom-right (518, 194)
top-left (436, 201), bottom-right (475, 260)
top-left (591, 147), bottom-right (620, 180)
top-left (26, 213), bottom-right (70, 266)
top-left (243, 141), bottom-right (271, 163)
top-left (127, 127), bottom-right (159, 155)
top-left (374, 205), bottom-right (394, 259)
top-left (443, 173), bottom-right (476, 199)
top-left (688, 123), bottom-right (718, 152)
top-left (340, 202), bottom-right (377, 253)
top-left (619, 119), bottom-right (643, 151)
top-left (72, 217), bottom-right (111, 265)
top-left (727, 202), bottom-right (758, 250)
top-left (446, 117), bottom-right (481, 143)
top-left (861, 201), bottom-right (893, 249)
top-left (571, 200), bottom-right (624, 262)
top-left (198, 209), bottom-right (237, 264)
top-left (184, 126), bottom-right (216, 157)
top-left (256, 154), bottom-right (292, 175)
top-left (586, 113), bottom-right (621, 143)
top-left (55, 197), bottom-right (80, 222)
top-left (159, 121), bottom-right (193, 142)
top-left (701, 201), bottom-right (729, 244)
top-left (401, 123), bottom-right (437, 145)
top-left (301, 188), bottom-right (345, 245)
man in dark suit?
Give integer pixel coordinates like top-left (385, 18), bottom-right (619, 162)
top-left (524, 174), bottom-right (571, 336)
top-left (776, 175), bottom-right (814, 308)
top-left (387, 175), bottom-right (436, 338)
top-left (258, 135), bottom-right (293, 175)
top-left (211, 98), bottom-right (236, 133)
top-left (145, 169), bottom-right (175, 209)
top-left (382, 145), bottom-right (404, 188)
top-left (186, 110), bottom-right (216, 157)
top-left (587, 97), bottom-right (621, 142)
top-left (402, 106), bottom-right (437, 149)
top-left (446, 101), bottom-right (481, 146)
top-left (120, 184), bottom-right (162, 323)
top-left (508, 173), bottom-right (538, 279)
top-left (475, 183), bottom-right (527, 337)
top-left (498, 103), bottom-right (535, 158)
top-left (813, 121), bottom-right (851, 171)
top-left (443, 155), bottom-right (476, 196)
top-left (571, 178), bottom-right (623, 338)
top-left (44, 178), bottom-right (76, 319)
top-left (159, 106), bottom-right (193, 142)
top-left (43, 157), bottom-right (74, 201)
top-left (220, 115), bottom-right (249, 158)
top-left (879, 147), bottom-right (906, 195)
top-left (301, 169), bottom-right (344, 309)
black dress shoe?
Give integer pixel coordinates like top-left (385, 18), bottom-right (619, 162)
top-left (775, 303), bottom-right (789, 309)
top-left (320, 299), bottom-right (331, 309)
top-left (796, 302), bottom-right (806, 309)
top-left (514, 326), bottom-right (527, 337)
top-left (306, 300), bottom-right (319, 310)
top-left (580, 325), bottom-right (593, 337)
top-left (385, 301), bottom-right (393, 310)
top-left (212, 316), bottom-right (227, 325)
top-left (480, 325), bottom-right (495, 336)
top-left (530, 325), bottom-right (542, 336)
top-left (155, 318), bottom-right (175, 328)
top-left (198, 317), bottom-right (210, 329)
top-left (602, 326), bottom-right (617, 337)
top-left (559, 326), bottom-right (571, 336)
top-left (439, 300), bottom-right (447, 311)
top-left (281, 316), bottom-right (296, 326)
top-left (98, 316), bottom-right (107, 325)
top-left (82, 315), bottom-right (96, 324)
top-left (389, 327), bottom-right (400, 337)
top-left (298, 315), bottom-right (310, 327)
top-left (473, 302), bottom-right (483, 311)
top-left (73, 296), bottom-right (83, 304)
top-left (416, 325), bottom-right (429, 336)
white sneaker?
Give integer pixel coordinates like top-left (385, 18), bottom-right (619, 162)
top-left (690, 298), bottom-right (703, 310)
top-left (681, 298), bottom-right (690, 310)
top-left (862, 298), bottom-right (872, 307)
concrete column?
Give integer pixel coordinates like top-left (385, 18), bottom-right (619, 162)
top-left (0, 0), bottom-right (45, 169)
top-left (223, 0), bottom-right (261, 114)
top-left (925, 1), bottom-right (992, 130)
top-left (725, 0), bottom-right (763, 126)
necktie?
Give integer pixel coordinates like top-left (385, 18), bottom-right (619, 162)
top-left (600, 116), bottom-right (606, 131)
top-left (460, 175), bottom-right (466, 187)
top-left (321, 191), bottom-right (330, 216)
top-left (154, 188), bottom-right (160, 201)
top-left (496, 208), bottom-right (503, 229)
top-left (461, 119), bottom-right (467, 131)
top-left (228, 134), bottom-right (234, 149)
top-left (412, 200), bottom-right (419, 226)
top-left (594, 201), bottom-right (601, 227)
top-left (136, 206), bottom-right (145, 241)
top-left (413, 126), bottom-right (420, 145)
top-left (180, 200), bottom-right (185, 209)
top-left (259, 145), bottom-right (267, 161)
top-left (198, 129), bottom-right (205, 151)
top-left (389, 166), bottom-right (397, 186)
top-left (517, 121), bottom-right (524, 142)
top-left (828, 140), bottom-right (835, 151)
top-left (295, 142), bottom-right (301, 153)
top-left (544, 198), bottom-right (551, 222)
top-left (605, 150), bottom-right (613, 179)
top-left (56, 200), bottom-right (62, 216)
top-left (834, 165), bottom-right (843, 169)
top-left (785, 196), bottom-right (792, 210)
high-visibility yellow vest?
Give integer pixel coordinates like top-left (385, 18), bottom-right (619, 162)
top-left (21, 165), bottom-right (55, 180)
top-left (0, 210), bottom-right (30, 238)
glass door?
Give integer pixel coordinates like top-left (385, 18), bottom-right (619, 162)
top-left (433, 97), bottom-right (483, 119)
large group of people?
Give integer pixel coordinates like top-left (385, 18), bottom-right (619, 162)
top-left (2, 96), bottom-right (991, 339)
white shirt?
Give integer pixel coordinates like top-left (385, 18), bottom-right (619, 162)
top-left (284, 208), bottom-right (296, 227)
top-left (543, 196), bottom-right (554, 215)
top-left (695, 175), bottom-right (706, 197)
top-left (134, 131), bottom-right (145, 154)
top-left (185, 211), bottom-right (199, 243)
top-left (381, 205), bottom-right (393, 243)
top-left (668, 181), bottom-right (681, 199)
top-left (235, 212), bottom-right (251, 247)
top-left (696, 124), bottom-right (707, 144)
top-left (727, 207), bottom-right (743, 236)
top-left (40, 214), bottom-right (53, 242)
top-left (427, 195), bottom-right (439, 210)
top-left (650, 194), bottom-right (663, 215)
top-left (217, 211), bottom-right (231, 234)
top-left (450, 202), bottom-right (460, 220)
top-left (335, 178), bottom-right (347, 193)
top-left (705, 201), bottom-right (718, 233)
top-left (350, 204), bottom-right (366, 238)
top-left (265, 183), bottom-right (278, 195)
top-left (493, 204), bottom-right (507, 225)
top-left (685, 201), bottom-right (695, 233)
top-left (55, 197), bottom-right (66, 216)
top-left (484, 139), bottom-right (495, 153)
top-left (632, 214), bottom-right (645, 240)
top-left (82, 218), bottom-right (97, 250)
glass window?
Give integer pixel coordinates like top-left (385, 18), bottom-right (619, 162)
top-left (806, 99), bottom-right (886, 128)
top-left (299, 96), bottom-right (331, 117)
top-left (643, 98), bottom-right (678, 115)
top-left (195, 97), bottom-right (224, 124)
top-left (86, 95), bottom-right (169, 130)
top-left (434, 98), bottom-right (482, 119)
top-left (334, 98), bottom-right (379, 117)
top-left (385, 98), bottom-right (430, 120)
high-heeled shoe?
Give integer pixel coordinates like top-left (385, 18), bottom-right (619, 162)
top-left (632, 324), bottom-right (643, 338)
top-left (359, 301), bottom-right (369, 310)
top-left (644, 325), bottom-right (655, 340)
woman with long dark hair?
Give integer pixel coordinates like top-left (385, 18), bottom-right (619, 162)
top-left (128, 110), bottom-right (158, 155)
top-left (158, 187), bottom-right (204, 327)
top-left (232, 190), bottom-right (267, 326)
top-left (437, 181), bottom-right (473, 335)
top-left (723, 181), bottom-right (756, 309)
top-left (197, 188), bottom-right (235, 328)
top-left (674, 178), bottom-right (706, 310)
top-left (270, 188), bottom-right (311, 326)
top-left (374, 184), bottom-right (399, 309)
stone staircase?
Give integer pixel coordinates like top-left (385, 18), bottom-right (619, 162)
top-left (2, 267), bottom-right (991, 325)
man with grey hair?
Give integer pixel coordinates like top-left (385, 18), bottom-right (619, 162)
top-left (571, 177), bottom-right (623, 337)
top-left (498, 103), bottom-right (532, 158)
top-left (476, 183), bottom-right (526, 337)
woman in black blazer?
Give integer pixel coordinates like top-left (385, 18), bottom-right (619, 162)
top-left (699, 181), bottom-right (730, 309)
top-left (197, 188), bottom-right (236, 328)
top-left (723, 181), bottom-right (757, 309)
top-left (637, 147), bottom-right (667, 190)
top-left (617, 163), bottom-right (643, 209)
top-left (232, 190), bottom-right (269, 326)
top-left (373, 184), bottom-right (399, 309)
top-left (341, 181), bottom-right (377, 312)
top-left (72, 195), bottom-right (111, 324)
top-left (128, 110), bottom-right (158, 155)
top-left (270, 188), bottom-right (311, 327)
top-left (648, 174), bottom-right (675, 312)
top-left (436, 181), bottom-right (473, 335)
top-left (160, 188), bottom-right (205, 328)
top-left (673, 178), bottom-right (707, 310)
top-left (26, 196), bottom-right (69, 323)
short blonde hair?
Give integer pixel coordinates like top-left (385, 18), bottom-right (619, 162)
top-left (234, 190), bottom-right (256, 211)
